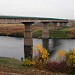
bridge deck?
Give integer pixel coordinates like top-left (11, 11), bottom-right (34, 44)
top-left (0, 15), bottom-right (68, 24)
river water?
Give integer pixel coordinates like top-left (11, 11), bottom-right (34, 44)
top-left (0, 36), bottom-right (75, 60)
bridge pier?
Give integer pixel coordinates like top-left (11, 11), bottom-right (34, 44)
top-left (41, 22), bottom-right (49, 51)
top-left (57, 22), bottom-right (60, 27)
top-left (22, 22), bottom-right (34, 59)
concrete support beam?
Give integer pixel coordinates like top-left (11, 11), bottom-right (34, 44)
top-left (64, 22), bottom-right (69, 26)
top-left (41, 22), bottom-right (49, 50)
top-left (42, 22), bottom-right (49, 38)
top-left (57, 22), bottom-right (60, 27)
top-left (22, 22), bottom-right (34, 59)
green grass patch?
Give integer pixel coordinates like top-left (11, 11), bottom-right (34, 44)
top-left (49, 30), bottom-right (70, 38)
top-left (32, 29), bottom-right (42, 38)
top-left (32, 28), bottom-right (71, 38)
top-left (0, 57), bottom-right (27, 70)
top-left (58, 27), bottom-right (70, 32)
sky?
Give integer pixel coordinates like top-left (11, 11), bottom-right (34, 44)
top-left (0, 0), bottom-right (74, 19)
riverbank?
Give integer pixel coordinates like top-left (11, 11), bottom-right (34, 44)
top-left (33, 27), bottom-right (75, 39)
top-left (0, 24), bottom-right (75, 38)
top-left (0, 57), bottom-right (65, 75)
top-left (0, 24), bottom-right (24, 38)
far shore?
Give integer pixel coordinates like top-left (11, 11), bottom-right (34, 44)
top-left (0, 24), bottom-right (75, 39)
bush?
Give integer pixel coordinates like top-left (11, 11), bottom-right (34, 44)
top-left (45, 61), bottom-right (70, 73)
top-left (23, 58), bottom-right (31, 66)
top-left (65, 49), bottom-right (75, 68)
top-left (23, 58), bottom-right (36, 66)
top-left (23, 44), bottom-right (50, 69)
top-left (34, 44), bottom-right (49, 64)
top-left (55, 50), bottom-right (66, 62)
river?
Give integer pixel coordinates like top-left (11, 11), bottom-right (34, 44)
top-left (0, 36), bottom-right (75, 60)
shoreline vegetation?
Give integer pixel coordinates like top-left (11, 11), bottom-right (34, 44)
top-left (0, 24), bottom-right (75, 38)
top-left (0, 57), bottom-right (66, 75)
top-left (0, 49), bottom-right (75, 75)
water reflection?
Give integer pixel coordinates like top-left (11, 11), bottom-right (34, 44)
top-left (0, 36), bottom-right (24, 60)
top-left (50, 39), bottom-right (75, 60)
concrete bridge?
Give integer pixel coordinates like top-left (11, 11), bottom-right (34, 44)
top-left (0, 15), bottom-right (69, 59)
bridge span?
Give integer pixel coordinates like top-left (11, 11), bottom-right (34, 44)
top-left (0, 16), bottom-right (69, 59)
top-left (0, 15), bottom-right (68, 23)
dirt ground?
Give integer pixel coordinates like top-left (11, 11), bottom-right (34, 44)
top-left (0, 69), bottom-right (65, 75)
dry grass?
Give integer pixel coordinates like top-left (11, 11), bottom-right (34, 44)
top-left (0, 24), bottom-right (42, 37)
top-left (0, 24), bottom-right (24, 33)
top-left (0, 67), bottom-right (66, 75)
top-left (69, 27), bottom-right (75, 38)
top-left (0, 24), bottom-right (24, 37)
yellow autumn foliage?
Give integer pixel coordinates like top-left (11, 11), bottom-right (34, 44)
top-left (23, 59), bottom-right (36, 66)
top-left (34, 44), bottom-right (49, 62)
top-left (65, 49), bottom-right (75, 68)
top-left (42, 48), bottom-right (49, 59)
top-left (24, 44), bottom-right (49, 66)
top-left (57, 50), bottom-right (66, 57)
top-left (56, 50), bottom-right (66, 62)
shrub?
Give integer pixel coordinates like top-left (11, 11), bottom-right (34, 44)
top-left (34, 44), bottom-right (49, 69)
top-left (34, 44), bottom-right (49, 62)
top-left (45, 61), bottom-right (70, 73)
top-left (65, 49), bottom-right (75, 68)
top-left (23, 44), bottom-right (49, 69)
top-left (23, 58), bottom-right (31, 66)
top-left (33, 44), bottom-right (50, 69)
top-left (23, 58), bottom-right (36, 66)
top-left (55, 50), bottom-right (66, 62)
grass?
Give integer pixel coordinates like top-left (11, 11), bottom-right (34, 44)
top-left (58, 26), bottom-right (70, 31)
top-left (0, 57), bottom-right (66, 75)
top-left (32, 29), bottom-right (71, 39)
top-left (0, 57), bottom-right (25, 70)
top-left (0, 24), bottom-right (24, 37)
top-left (33, 26), bottom-right (75, 38)
top-left (32, 29), bottom-right (42, 38)
top-left (49, 30), bottom-right (70, 38)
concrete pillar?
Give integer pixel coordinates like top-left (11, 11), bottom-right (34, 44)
top-left (60, 22), bottom-right (64, 27)
top-left (62, 23), bottom-right (65, 26)
top-left (57, 22), bottom-right (60, 27)
top-left (57, 22), bottom-right (61, 29)
top-left (64, 22), bottom-right (69, 26)
top-left (41, 22), bottom-right (49, 50)
top-left (66, 22), bottom-right (69, 26)
top-left (22, 22), bottom-right (34, 59)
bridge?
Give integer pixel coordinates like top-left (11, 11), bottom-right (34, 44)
top-left (0, 15), bottom-right (69, 59)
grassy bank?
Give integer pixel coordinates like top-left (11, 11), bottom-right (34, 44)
top-left (33, 27), bottom-right (75, 39)
top-left (0, 57), bottom-right (66, 75)
top-left (0, 24), bottom-right (24, 38)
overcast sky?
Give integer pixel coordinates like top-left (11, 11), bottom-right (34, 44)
top-left (0, 0), bottom-right (74, 19)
